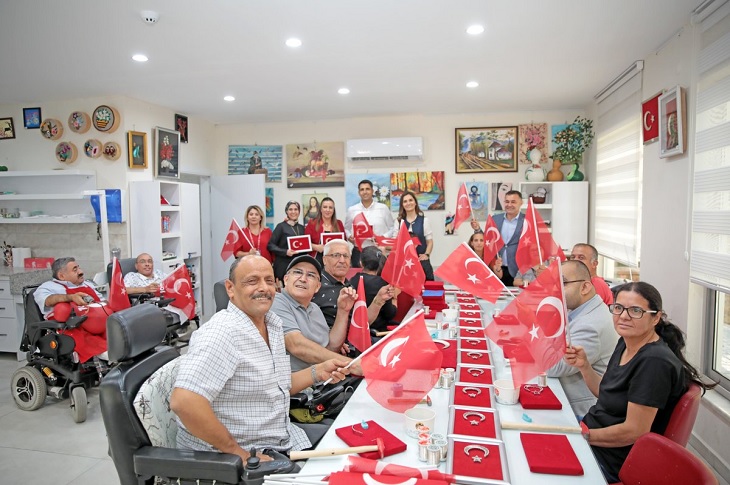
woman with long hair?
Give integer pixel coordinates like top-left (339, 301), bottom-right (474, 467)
top-left (235, 205), bottom-right (273, 263)
top-left (393, 191), bottom-right (434, 280)
top-left (565, 281), bottom-right (715, 482)
top-left (267, 200), bottom-right (305, 284)
top-left (467, 231), bottom-right (503, 278)
top-left (305, 196), bottom-right (345, 264)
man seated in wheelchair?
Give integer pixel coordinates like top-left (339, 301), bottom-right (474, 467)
top-left (170, 255), bottom-right (350, 462)
top-left (34, 257), bottom-right (109, 363)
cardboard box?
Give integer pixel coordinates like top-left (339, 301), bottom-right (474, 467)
top-left (24, 257), bottom-right (54, 269)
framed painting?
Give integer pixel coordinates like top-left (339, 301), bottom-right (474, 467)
top-left (456, 126), bottom-right (518, 173)
top-left (0, 118), bottom-right (15, 140)
top-left (518, 123), bottom-right (548, 164)
top-left (390, 171), bottom-right (445, 211)
top-left (23, 107), bottom-right (42, 129)
top-left (175, 114), bottom-right (188, 143)
top-left (127, 131), bottom-right (148, 169)
top-left (642, 91), bottom-right (662, 144)
top-left (154, 126), bottom-right (180, 179)
top-left (228, 145), bottom-right (283, 182)
top-left (491, 182), bottom-right (513, 212)
top-left (658, 85), bottom-right (686, 158)
top-left (345, 173), bottom-right (391, 210)
top-left (286, 141), bottom-right (345, 188)
top-left (302, 193), bottom-right (329, 226)
top-left (464, 181), bottom-right (488, 220)
top-left (265, 187), bottom-right (274, 217)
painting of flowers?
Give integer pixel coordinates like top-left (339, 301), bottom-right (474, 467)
top-left (154, 127), bottom-right (180, 179)
top-left (518, 123), bottom-right (547, 164)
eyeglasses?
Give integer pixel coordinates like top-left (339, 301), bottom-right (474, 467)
top-left (608, 303), bottom-right (658, 319)
top-left (137, 259), bottom-right (153, 264)
top-left (562, 279), bottom-right (585, 286)
top-left (288, 268), bottom-right (320, 282)
top-left (325, 252), bottom-right (350, 260)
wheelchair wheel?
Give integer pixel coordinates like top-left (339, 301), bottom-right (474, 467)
top-left (70, 386), bottom-right (87, 423)
top-left (11, 366), bottom-right (47, 411)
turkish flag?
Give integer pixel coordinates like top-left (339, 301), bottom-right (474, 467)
top-left (484, 259), bottom-right (567, 386)
top-left (329, 472), bottom-right (448, 485)
top-left (348, 278), bottom-right (371, 353)
top-left (359, 312), bottom-right (442, 412)
top-left (352, 212), bottom-right (374, 250)
top-left (375, 235), bottom-right (421, 248)
top-left (161, 264), bottom-right (196, 320)
top-left (380, 222), bottom-right (425, 298)
top-left (515, 198), bottom-right (566, 274)
top-left (452, 183), bottom-right (472, 230)
top-left (220, 218), bottom-right (244, 262)
top-left (344, 456), bottom-right (456, 483)
top-left (321, 232), bottom-right (346, 245)
top-left (287, 234), bottom-right (312, 253)
top-left (483, 214), bottom-right (505, 258)
top-left (434, 243), bottom-right (504, 303)
top-left (108, 257), bottom-right (131, 312)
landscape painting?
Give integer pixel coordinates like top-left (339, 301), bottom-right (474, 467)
top-left (455, 127), bottom-right (518, 173)
top-left (390, 171), bottom-right (445, 211)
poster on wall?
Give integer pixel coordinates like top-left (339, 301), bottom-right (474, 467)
top-left (491, 182), bottom-right (513, 212)
top-left (444, 213), bottom-right (456, 235)
top-left (265, 187), bottom-right (274, 217)
top-left (518, 123), bottom-right (548, 165)
top-left (390, 171), bottom-right (445, 211)
top-left (302, 192), bottom-right (329, 226)
top-left (464, 181), bottom-right (488, 221)
top-left (229, 145), bottom-right (283, 182)
top-left (286, 142), bottom-right (345, 188)
top-left (345, 173), bottom-right (391, 210)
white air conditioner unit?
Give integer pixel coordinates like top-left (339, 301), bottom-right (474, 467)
top-left (346, 137), bottom-right (423, 161)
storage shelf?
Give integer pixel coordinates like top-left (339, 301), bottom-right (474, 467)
top-left (160, 205), bottom-right (180, 211)
top-left (0, 193), bottom-right (87, 200)
top-left (0, 215), bottom-right (95, 224)
top-left (0, 169), bottom-right (95, 178)
top-left (161, 232), bottom-right (181, 239)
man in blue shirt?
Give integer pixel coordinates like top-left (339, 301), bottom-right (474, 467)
top-left (491, 190), bottom-right (524, 286)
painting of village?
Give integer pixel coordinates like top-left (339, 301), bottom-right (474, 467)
top-left (455, 126), bottom-right (518, 173)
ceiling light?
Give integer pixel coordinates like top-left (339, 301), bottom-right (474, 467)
top-left (466, 25), bottom-right (484, 35)
top-left (286, 38), bottom-right (302, 48)
top-left (338, 88), bottom-right (350, 95)
top-left (223, 95), bottom-right (235, 102)
top-left (466, 81), bottom-right (479, 88)
top-left (132, 54), bottom-right (148, 62)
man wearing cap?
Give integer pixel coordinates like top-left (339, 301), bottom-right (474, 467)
top-left (270, 254), bottom-right (360, 372)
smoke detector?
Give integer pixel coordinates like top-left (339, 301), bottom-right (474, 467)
top-left (141, 10), bottom-right (159, 25)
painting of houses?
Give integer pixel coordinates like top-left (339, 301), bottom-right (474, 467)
top-left (455, 126), bottom-right (518, 173)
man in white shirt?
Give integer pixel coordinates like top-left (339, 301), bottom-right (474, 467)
top-left (123, 253), bottom-right (166, 295)
top-left (344, 179), bottom-right (394, 267)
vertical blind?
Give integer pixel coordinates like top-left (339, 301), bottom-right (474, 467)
top-left (691, 1), bottom-right (730, 291)
top-left (594, 65), bottom-right (643, 267)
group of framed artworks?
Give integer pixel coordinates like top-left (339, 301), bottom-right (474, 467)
top-left (641, 85), bottom-right (686, 158)
top-left (127, 125), bottom-right (183, 180)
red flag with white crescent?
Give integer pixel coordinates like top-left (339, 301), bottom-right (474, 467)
top-left (452, 183), bottom-right (472, 230)
top-left (161, 264), bottom-right (196, 320)
top-left (108, 257), bottom-right (131, 312)
top-left (220, 218), bottom-right (244, 262)
top-left (380, 222), bottom-right (425, 298)
top-left (375, 235), bottom-right (421, 248)
top-left (348, 277), bottom-right (371, 353)
top-left (483, 214), bottom-right (505, 259)
top-left (353, 212), bottom-right (375, 250)
top-left (344, 456), bottom-right (456, 483)
top-left (515, 198), bottom-right (566, 274)
top-left (434, 243), bottom-right (504, 303)
top-left (287, 234), bottom-right (312, 253)
top-left (329, 472), bottom-right (448, 485)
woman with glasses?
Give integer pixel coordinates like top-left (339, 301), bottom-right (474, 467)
top-left (393, 191), bottom-right (434, 280)
top-left (304, 197), bottom-right (345, 264)
top-left (235, 205), bottom-right (273, 264)
top-left (268, 201), bottom-right (306, 285)
top-left (565, 281), bottom-right (715, 482)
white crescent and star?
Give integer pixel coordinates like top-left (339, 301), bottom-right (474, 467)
top-left (354, 219), bottom-right (370, 237)
top-left (351, 301), bottom-right (368, 328)
top-left (484, 226), bottom-right (501, 247)
top-left (380, 336), bottom-right (409, 368)
top-left (643, 110), bottom-right (655, 131)
top-left (363, 474), bottom-right (417, 485)
top-left (457, 193), bottom-right (470, 210)
top-left (226, 229), bottom-right (239, 244)
top-left (536, 296), bottom-right (566, 339)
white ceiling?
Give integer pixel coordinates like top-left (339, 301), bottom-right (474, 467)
top-left (0, 0), bottom-right (700, 125)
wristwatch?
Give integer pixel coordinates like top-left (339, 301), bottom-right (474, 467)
top-left (580, 421), bottom-right (591, 442)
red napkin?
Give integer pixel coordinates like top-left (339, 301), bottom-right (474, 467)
top-left (453, 384), bottom-right (493, 408)
top-left (459, 350), bottom-right (491, 365)
top-left (458, 366), bottom-right (493, 384)
top-left (459, 318), bottom-right (482, 328)
top-left (518, 385), bottom-right (562, 410)
top-left (520, 433), bottom-right (584, 475)
top-left (452, 440), bottom-right (504, 481)
top-left (335, 420), bottom-right (407, 459)
top-left (452, 408), bottom-right (497, 438)
top-left (459, 339), bottom-right (488, 351)
top-left (435, 339), bottom-right (457, 368)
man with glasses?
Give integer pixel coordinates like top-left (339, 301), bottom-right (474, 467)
top-left (547, 260), bottom-right (617, 417)
top-left (271, 254), bottom-right (360, 372)
top-left (313, 240), bottom-right (353, 329)
top-left (568, 243), bottom-right (613, 305)
top-left (123, 253), bottom-right (166, 295)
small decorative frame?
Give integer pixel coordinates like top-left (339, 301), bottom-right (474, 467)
top-left (658, 85), bottom-right (686, 158)
top-left (127, 130), bottom-right (148, 169)
top-left (22, 108), bottom-right (42, 129)
top-left (641, 91), bottom-right (662, 144)
top-left (456, 126), bottom-right (518, 173)
top-left (0, 118), bottom-right (15, 140)
top-left (175, 114), bottom-right (188, 143)
top-left (154, 126), bottom-right (180, 179)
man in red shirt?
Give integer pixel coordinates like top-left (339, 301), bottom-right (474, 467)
top-left (568, 244), bottom-right (614, 306)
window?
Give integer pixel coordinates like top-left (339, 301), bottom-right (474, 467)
top-left (706, 290), bottom-right (730, 396)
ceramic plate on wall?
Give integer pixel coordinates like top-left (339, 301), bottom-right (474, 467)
top-left (56, 142), bottom-right (78, 164)
top-left (93, 105), bottom-right (120, 133)
top-left (40, 119), bottom-right (63, 140)
top-left (102, 141), bottom-right (121, 161)
top-left (68, 111), bottom-right (91, 134)
top-left (84, 139), bottom-right (102, 158)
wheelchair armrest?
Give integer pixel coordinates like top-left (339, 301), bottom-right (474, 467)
top-left (64, 315), bottom-right (88, 329)
top-left (290, 392), bottom-right (308, 408)
top-left (134, 446), bottom-right (243, 485)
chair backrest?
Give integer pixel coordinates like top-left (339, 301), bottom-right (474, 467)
top-left (663, 382), bottom-right (702, 446)
top-left (617, 432), bottom-right (718, 485)
top-left (106, 257), bottom-right (139, 285)
top-left (134, 358), bottom-right (180, 448)
top-left (23, 285), bottom-right (44, 324)
top-left (100, 304), bottom-right (180, 485)
top-left (213, 279), bottom-right (229, 312)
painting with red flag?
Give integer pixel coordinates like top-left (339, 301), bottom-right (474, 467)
top-left (352, 212), bottom-right (374, 250)
top-left (380, 222), bottom-right (425, 298)
top-left (108, 257), bottom-right (131, 312)
top-left (220, 218), bottom-right (244, 262)
top-left (359, 311), bottom-right (442, 413)
top-left (348, 278), bottom-right (371, 353)
top-left (484, 259), bottom-right (568, 387)
top-left (161, 264), bottom-right (196, 320)
top-left (434, 242), bottom-right (504, 303)
top-left (483, 214), bottom-right (505, 256)
top-left (514, 198), bottom-right (566, 274)
top-left (452, 182), bottom-right (472, 230)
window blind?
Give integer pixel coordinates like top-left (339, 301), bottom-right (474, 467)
top-left (691, 1), bottom-right (730, 291)
top-left (594, 65), bottom-right (643, 267)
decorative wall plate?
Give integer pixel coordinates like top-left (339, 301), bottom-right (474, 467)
top-left (84, 139), bottom-right (102, 158)
top-left (92, 105), bottom-right (120, 133)
top-left (40, 119), bottom-right (63, 140)
top-left (68, 111), bottom-right (91, 134)
top-left (102, 141), bottom-right (121, 161)
top-left (56, 142), bottom-right (78, 164)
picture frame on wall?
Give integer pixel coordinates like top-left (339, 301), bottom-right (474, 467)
top-left (641, 91), bottom-right (662, 144)
top-left (658, 85), bottom-right (686, 158)
top-left (22, 107), bottom-right (42, 129)
top-left (127, 131), bottom-right (148, 169)
top-left (154, 126), bottom-right (180, 179)
top-left (455, 126), bottom-right (518, 173)
top-left (175, 113), bottom-right (188, 143)
top-left (0, 117), bottom-right (16, 140)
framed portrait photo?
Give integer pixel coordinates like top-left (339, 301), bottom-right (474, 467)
top-left (658, 85), bottom-right (686, 158)
top-left (0, 118), bottom-right (15, 140)
top-left (455, 126), bottom-right (518, 173)
top-left (154, 126), bottom-right (180, 179)
top-left (127, 131), bottom-right (148, 169)
top-left (23, 107), bottom-right (42, 129)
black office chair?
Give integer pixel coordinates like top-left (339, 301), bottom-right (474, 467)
top-left (213, 279), bottom-right (229, 312)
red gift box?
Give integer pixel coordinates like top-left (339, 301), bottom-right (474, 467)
top-left (459, 310), bottom-right (481, 319)
top-left (452, 407), bottom-right (498, 438)
top-left (459, 318), bottom-right (482, 328)
top-left (424, 281), bottom-right (444, 290)
top-left (518, 385), bottom-right (562, 410)
top-left (520, 433), bottom-right (584, 475)
top-left (458, 365), bottom-right (493, 385)
top-left (24, 257), bottom-right (54, 269)
top-left (453, 384), bottom-right (493, 408)
top-left (459, 303), bottom-right (481, 311)
top-left (459, 339), bottom-right (488, 351)
top-left (459, 350), bottom-right (491, 366)
top-left (335, 420), bottom-right (407, 459)
top-left (459, 327), bottom-right (483, 339)
top-left (451, 440), bottom-right (505, 481)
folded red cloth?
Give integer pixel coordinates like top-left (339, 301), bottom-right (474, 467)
top-left (519, 385), bottom-right (562, 410)
top-left (452, 408), bottom-right (497, 438)
top-left (459, 350), bottom-right (491, 366)
top-left (435, 339), bottom-right (457, 368)
top-left (520, 433), bottom-right (584, 475)
top-left (453, 384), bottom-right (493, 408)
top-left (335, 420), bottom-right (407, 459)
top-left (452, 440), bottom-right (504, 481)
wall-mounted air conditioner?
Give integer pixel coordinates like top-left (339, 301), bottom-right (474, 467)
top-left (346, 137), bottom-right (423, 161)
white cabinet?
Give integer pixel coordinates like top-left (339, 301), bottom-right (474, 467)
top-left (0, 170), bottom-right (97, 223)
top-left (0, 278), bottom-right (18, 353)
top-left (519, 181), bottom-right (588, 251)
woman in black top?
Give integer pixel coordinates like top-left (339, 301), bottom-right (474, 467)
top-left (565, 281), bottom-right (714, 482)
top-left (267, 200), bottom-right (305, 285)
top-left (349, 246), bottom-right (397, 333)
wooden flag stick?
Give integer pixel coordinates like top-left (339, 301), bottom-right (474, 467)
top-left (501, 421), bottom-right (581, 434)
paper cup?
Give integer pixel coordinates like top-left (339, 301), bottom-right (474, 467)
top-left (442, 308), bottom-right (458, 322)
top-left (494, 379), bottom-right (519, 405)
top-left (404, 408), bottom-right (436, 438)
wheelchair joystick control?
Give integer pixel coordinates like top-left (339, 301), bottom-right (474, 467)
top-left (241, 448), bottom-right (298, 485)
top-left (246, 448), bottom-right (260, 469)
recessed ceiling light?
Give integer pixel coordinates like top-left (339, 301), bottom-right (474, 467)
top-left (466, 25), bottom-right (484, 35)
top-left (132, 54), bottom-right (148, 62)
top-left (338, 88), bottom-right (350, 95)
top-left (223, 95), bottom-right (235, 102)
top-left (466, 81), bottom-right (479, 88)
top-left (286, 38), bottom-right (302, 48)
